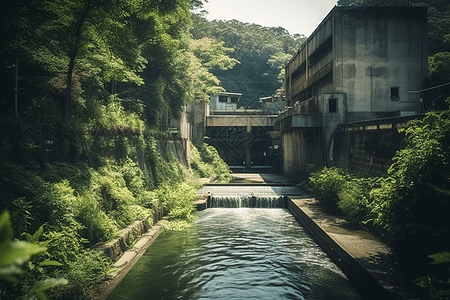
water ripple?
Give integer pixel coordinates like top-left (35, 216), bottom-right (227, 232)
top-left (108, 209), bottom-right (362, 300)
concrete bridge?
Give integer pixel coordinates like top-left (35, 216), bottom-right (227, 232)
top-left (183, 94), bottom-right (420, 178)
top-left (205, 111), bottom-right (279, 171)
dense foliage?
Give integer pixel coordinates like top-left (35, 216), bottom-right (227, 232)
top-left (0, 139), bottom-right (230, 299)
top-left (306, 100), bottom-right (450, 299)
top-left (191, 13), bottom-right (306, 107)
top-left (0, 0), bottom-right (236, 298)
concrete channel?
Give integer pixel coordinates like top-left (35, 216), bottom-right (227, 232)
top-left (93, 173), bottom-right (420, 300)
top-left (197, 173), bottom-right (420, 300)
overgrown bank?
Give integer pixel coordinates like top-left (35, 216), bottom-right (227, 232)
top-left (304, 101), bottom-right (450, 300)
top-left (0, 0), bottom-right (237, 298)
top-left (0, 133), bottom-right (230, 299)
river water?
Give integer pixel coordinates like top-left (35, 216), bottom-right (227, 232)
top-left (108, 208), bottom-right (363, 300)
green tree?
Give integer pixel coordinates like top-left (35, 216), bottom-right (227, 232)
top-left (188, 37), bottom-right (239, 100)
top-left (369, 101), bottom-right (450, 266)
top-left (191, 15), bottom-right (305, 107)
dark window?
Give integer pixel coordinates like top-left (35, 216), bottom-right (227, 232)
top-left (309, 35), bottom-right (333, 66)
top-left (291, 62), bottom-right (306, 79)
top-left (219, 95), bottom-right (227, 103)
top-left (329, 98), bottom-right (337, 113)
top-left (231, 96), bottom-right (239, 103)
top-left (391, 87), bottom-right (399, 100)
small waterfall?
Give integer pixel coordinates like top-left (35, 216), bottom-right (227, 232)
top-left (209, 195), bottom-right (285, 208)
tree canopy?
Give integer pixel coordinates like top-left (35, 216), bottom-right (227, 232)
top-left (191, 14), bottom-right (306, 107)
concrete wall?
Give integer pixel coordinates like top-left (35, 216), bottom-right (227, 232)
top-left (281, 127), bottom-right (324, 181)
top-left (187, 99), bottom-right (208, 142)
top-left (332, 115), bottom-right (420, 176)
top-left (333, 7), bottom-right (428, 121)
top-left (285, 6), bottom-right (427, 118)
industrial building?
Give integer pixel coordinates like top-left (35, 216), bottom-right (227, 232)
top-left (276, 6), bottom-right (428, 179)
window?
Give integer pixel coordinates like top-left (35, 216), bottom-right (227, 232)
top-left (329, 98), bottom-right (337, 113)
top-left (231, 96), bottom-right (239, 103)
top-left (391, 87), bottom-right (399, 101)
top-left (219, 95), bottom-right (227, 103)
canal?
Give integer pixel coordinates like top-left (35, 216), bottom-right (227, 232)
top-left (107, 208), bottom-right (363, 300)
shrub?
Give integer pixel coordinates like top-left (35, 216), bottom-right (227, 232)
top-left (367, 177), bottom-right (399, 236)
top-left (91, 164), bottom-right (150, 229)
top-left (189, 144), bottom-right (212, 178)
top-left (367, 108), bottom-right (450, 267)
top-left (118, 158), bottom-right (153, 205)
top-left (74, 192), bottom-right (118, 245)
top-left (49, 249), bottom-right (112, 300)
top-left (305, 167), bottom-right (351, 209)
top-left (41, 162), bottom-right (91, 194)
top-left (338, 177), bottom-right (380, 225)
top-left (156, 183), bottom-right (197, 223)
top-left (190, 142), bottom-right (231, 183)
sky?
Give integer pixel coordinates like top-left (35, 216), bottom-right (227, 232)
top-left (200, 0), bottom-right (339, 37)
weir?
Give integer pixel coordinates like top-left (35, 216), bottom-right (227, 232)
top-left (208, 195), bottom-right (286, 208)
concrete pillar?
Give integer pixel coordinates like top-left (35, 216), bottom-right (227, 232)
top-left (246, 118), bottom-right (252, 171)
top-left (207, 192), bottom-right (211, 208)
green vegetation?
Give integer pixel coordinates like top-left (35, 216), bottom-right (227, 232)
top-left (0, 0), bottom-right (235, 298)
top-left (0, 211), bottom-right (68, 300)
top-left (305, 99), bottom-right (450, 299)
top-left (192, 13), bottom-right (306, 107)
top-left (190, 142), bottom-right (232, 183)
top-left (0, 141), bottom-right (229, 299)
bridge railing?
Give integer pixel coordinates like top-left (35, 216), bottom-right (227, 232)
top-left (337, 114), bottom-right (424, 133)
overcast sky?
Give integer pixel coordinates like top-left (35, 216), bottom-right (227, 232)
top-left (200, 0), bottom-right (338, 37)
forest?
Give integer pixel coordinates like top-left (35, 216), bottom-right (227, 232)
top-left (1, 0), bottom-right (450, 299)
top-left (0, 0), bottom-right (303, 299)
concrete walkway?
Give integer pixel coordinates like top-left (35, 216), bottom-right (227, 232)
top-left (288, 197), bottom-right (419, 300)
top-left (197, 173), bottom-right (420, 300)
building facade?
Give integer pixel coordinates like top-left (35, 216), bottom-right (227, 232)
top-left (277, 6), bottom-right (428, 180)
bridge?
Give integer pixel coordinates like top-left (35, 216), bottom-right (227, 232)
top-left (185, 91), bottom-right (283, 171)
top-left (205, 110), bottom-right (279, 171)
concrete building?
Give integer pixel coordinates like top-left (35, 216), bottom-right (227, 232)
top-left (209, 92), bottom-right (242, 113)
top-left (276, 6), bottom-right (428, 180)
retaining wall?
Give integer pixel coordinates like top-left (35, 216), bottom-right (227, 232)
top-left (281, 127), bottom-right (324, 181)
top-left (332, 116), bottom-right (421, 176)
top-left (287, 198), bottom-right (403, 300)
top-left (94, 207), bottom-right (166, 262)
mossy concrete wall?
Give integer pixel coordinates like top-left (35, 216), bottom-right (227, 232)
top-left (94, 207), bottom-right (166, 262)
top-left (332, 115), bottom-right (420, 176)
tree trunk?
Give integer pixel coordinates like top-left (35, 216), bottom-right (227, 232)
top-left (63, 0), bottom-right (92, 123)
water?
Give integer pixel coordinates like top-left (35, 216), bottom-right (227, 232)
top-left (210, 195), bottom-right (285, 208)
top-left (108, 209), bottom-right (363, 300)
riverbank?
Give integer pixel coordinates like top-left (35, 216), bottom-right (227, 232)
top-left (90, 218), bottom-right (168, 300)
top-left (288, 197), bottom-right (419, 300)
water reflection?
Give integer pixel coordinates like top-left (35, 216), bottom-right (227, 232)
top-left (108, 209), bottom-right (362, 300)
